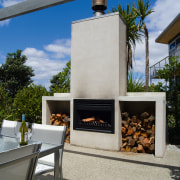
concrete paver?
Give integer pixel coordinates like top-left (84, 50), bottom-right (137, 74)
top-left (35, 143), bottom-right (180, 180)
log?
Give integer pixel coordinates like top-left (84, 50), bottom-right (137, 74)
top-left (50, 118), bottom-right (56, 124)
top-left (134, 131), bottom-right (141, 136)
top-left (125, 145), bottom-right (131, 152)
top-left (56, 113), bottom-right (61, 118)
top-left (141, 132), bottom-right (148, 138)
top-left (130, 122), bottom-right (138, 127)
top-left (121, 127), bottom-right (126, 134)
top-left (131, 147), bottom-right (138, 153)
top-left (140, 112), bottom-right (149, 119)
top-left (146, 129), bottom-right (153, 136)
top-left (121, 112), bottom-right (129, 118)
top-left (149, 137), bottom-right (155, 144)
top-left (126, 136), bottom-right (133, 141)
top-left (127, 126), bottom-right (133, 136)
top-left (121, 142), bottom-right (127, 148)
top-left (64, 116), bottom-right (70, 122)
top-left (133, 134), bottom-right (139, 141)
top-left (137, 123), bottom-right (142, 130)
top-left (120, 148), bottom-right (126, 152)
top-left (148, 115), bottom-right (155, 122)
top-left (128, 139), bottom-right (136, 146)
top-left (137, 144), bottom-right (145, 153)
top-left (152, 125), bottom-right (155, 133)
top-left (132, 126), bottom-right (136, 133)
top-left (66, 128), bottom-right (70, 136)
top-left (99, 120), bottom-right (105, 123)
top-left (122, 120), bottom-right (129, 128)
top-left (149, 144), bottom-right (155, 152)
top-left (62, 114), bottom-right (67, 118)
top-left (122, 138), bottom-right (127, 142)
top-left (133, 131), bottom-right (141, 140)
top-left (82, 117), bottom-right (95, 122)
top-left (142, 138), bottom-right (150, 148)
top-left (131, 115), bottom-right (137, 123)
top-left (139, 136), bottom-right (145, 142)
top-left (54, 120), bottom-right (61, 126)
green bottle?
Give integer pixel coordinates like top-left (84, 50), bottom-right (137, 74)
top-left (19, 114), bottom-right (28, 146)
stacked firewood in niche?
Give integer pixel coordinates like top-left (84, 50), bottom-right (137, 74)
top-left (50, 113), bottom-right (70, 143)
top-left (120, 112), bottom-right (155, 154)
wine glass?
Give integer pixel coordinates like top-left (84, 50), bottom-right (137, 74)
top-left (14, 124), bottom-right (20, 139)
top-left (27, 122), bottom-right (32, 140)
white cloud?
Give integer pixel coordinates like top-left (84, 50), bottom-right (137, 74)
top-left (22, 39), bottom-right (70, 89)
top-left (147, 0), bottom-right (180, 31)
top-left (133, 0), bottom-right (180, 76)
top-left (44, 39), bottom-right (71, 59)
top-left (0, 19), bottom-right (10, 26)
top-left (0, 0), bottom-right (25, 7)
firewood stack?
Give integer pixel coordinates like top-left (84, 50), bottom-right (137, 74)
top-left (50, 113), bottom-right (70, 143)
top-left (120, 112), bottom-right (155, 154)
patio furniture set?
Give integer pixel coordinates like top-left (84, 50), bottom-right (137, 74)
top-left (0, 119), bottom-right (66, 180)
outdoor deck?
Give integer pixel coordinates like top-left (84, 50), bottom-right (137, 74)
top-left (35, 143), bottom-right (180, 180)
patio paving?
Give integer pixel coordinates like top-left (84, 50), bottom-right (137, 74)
top-left (35, 143), bottom-right (180, 180)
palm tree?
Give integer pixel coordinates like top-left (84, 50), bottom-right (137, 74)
top-left (133, 0), bottom-right (154, 92)
top-left (111, 3), bottom-right (142, 71)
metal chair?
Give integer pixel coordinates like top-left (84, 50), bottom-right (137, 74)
top-left (1, 120), bottom-right (29, 138)
top-left (0, 143), bottom-right (41, 180)
top-left (31, 123), bottom-right (66, 180)
top-left (0, 120), bottom-right (18, 137)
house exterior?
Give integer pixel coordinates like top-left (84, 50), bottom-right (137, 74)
top-left (150, 13), bottom-right (180, 81)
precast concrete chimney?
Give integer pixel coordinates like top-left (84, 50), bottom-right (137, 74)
top-left (92, 0), bottom-right (107, 16)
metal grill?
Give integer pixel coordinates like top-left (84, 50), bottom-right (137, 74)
top-left (73, 99), bottom-right (114, 133)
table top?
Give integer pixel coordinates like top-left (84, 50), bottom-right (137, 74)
top-left (0, 135), bottom-right (62, 157)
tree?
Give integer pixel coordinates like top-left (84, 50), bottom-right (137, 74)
top-left (0, 86), bottom-right (12, 122)
top-left (133, 0), bottom-right (154, 91)
top-left (50, 60), bottom-right (71, 93)
top-left (13, 84), bottom-right (50, 123)
top-left (157, 56), bottom-right (180, 142)
top-left (111, 3), bottom-right (142, 70)
top-left (0, 50), bottom-right (34, 97)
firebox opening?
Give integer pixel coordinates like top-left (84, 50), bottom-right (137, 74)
top-left (73, 99), bottom-right (114, 133)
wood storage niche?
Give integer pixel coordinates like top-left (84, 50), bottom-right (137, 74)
top-left (50, 113), bottom-right (70, 143)
top-left (120, 101), bottom-right (155, 154)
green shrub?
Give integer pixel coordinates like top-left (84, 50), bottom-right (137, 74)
top-left (127, 71), bottom-right (145, 92)
top-left (13, 84), bottom-right (50, 123)
top-left (0, 86), bottom-right (14, 122)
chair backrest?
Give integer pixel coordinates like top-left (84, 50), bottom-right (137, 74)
top-left (1, 120), bottom-right (29, 138)
top-left (0, 143), bottom-right (41, 180)
top-left (31, 123), bottom-right (66, 145)
top-left (1, 120), bottom-right (17, 137)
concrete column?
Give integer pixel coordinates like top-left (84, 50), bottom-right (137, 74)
top-left (70, 12), bottom-right (126, 151)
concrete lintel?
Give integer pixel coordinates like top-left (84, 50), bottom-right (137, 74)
top-left (42, 96), bottom-right (71, 101)
top-left (0, 0), bottom-right (74, 21)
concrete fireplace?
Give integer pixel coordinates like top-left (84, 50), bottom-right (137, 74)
top-left (42, 12), bottom-right (166, 157)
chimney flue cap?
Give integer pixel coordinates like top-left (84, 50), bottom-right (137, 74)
top-left (92, 0), bottom-right (107, 16)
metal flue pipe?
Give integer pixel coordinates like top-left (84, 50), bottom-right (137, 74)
top-left (92, 0), bottom-right (107, 16)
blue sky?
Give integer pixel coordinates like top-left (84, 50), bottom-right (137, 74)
top-left (0, 0), bottom-right (179, 89)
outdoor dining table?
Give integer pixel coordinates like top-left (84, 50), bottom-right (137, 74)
top-left (0, 134), bottom-right (63, 180)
